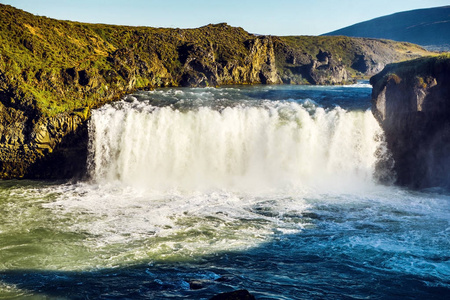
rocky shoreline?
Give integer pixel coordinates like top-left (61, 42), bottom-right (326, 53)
top-left (0, 4), bottom-right (434, 179)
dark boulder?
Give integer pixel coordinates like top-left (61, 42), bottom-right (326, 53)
top-left (210, 289), bottom-right (256, 300)
top-left (188, 279), bottom-right (207, 290)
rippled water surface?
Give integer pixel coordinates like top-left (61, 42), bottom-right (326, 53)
top-left (1, 84), bottom-right (449, 299)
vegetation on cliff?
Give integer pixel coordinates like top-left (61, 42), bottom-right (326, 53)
top-left (371, 54), bottom-right (450, 188)
top-left (0, 4), bottom-right (434, 179)
top-left (1, 4), bottom-right (431, 117)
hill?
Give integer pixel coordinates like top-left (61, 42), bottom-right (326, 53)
top-left (324, 6), bottom-right (450, 51)
top-left (0, 4), bottom-right (433, 179)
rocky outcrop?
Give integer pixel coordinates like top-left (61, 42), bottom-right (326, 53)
top-left (209, 290), bottom-right (256, 300)
top-left (177, 36), bottom-right (282, 87)
top-left (244, 37), bottom-right (282, 84)
top-left (371, 54), bottom-right (450, 189)
top-left (308, 50), bottom-right (349, 85)
top-left (0, 105), bottom-right (90, 179)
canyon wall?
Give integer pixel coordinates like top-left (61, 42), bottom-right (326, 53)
top-left (0, 4), bottom-right (432, 179)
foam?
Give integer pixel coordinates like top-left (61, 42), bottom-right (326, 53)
top-left (88, 100), bottom-right (387, 194)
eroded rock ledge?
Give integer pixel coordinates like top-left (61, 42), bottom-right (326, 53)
top-left (371, 54), bottom-right (450, 189)
top-left (0, 105), bottom-right (89, 179)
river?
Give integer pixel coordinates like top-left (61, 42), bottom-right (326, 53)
top-left (1, 84), bottom-right (449, 299)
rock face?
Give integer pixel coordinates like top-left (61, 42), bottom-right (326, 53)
top-left (0, 4), bottom-right (433, 179)
top-left (371, 54), bottom-right (450, 189)
top-left (0, 104), bottom-right (90, 179)
top-left (177, 35), bottom-right (282, 87)
top-left (308, 50), bottom-right (349, 85)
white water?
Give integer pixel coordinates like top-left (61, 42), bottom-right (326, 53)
top-left (32, 96), bottom-right (394, 266)
top-left (88, 99), bottom-right (387, 194)
top-left (41, 91), bottom-right (395, 265)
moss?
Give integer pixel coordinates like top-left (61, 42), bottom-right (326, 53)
top-left (387, 74), bottom-right (402, 85)
top-left (0, 5), bottom-right (263, 117)
top-left (72, 106), bottom-right (90, 120)
top-left (415, 76), bottom-right (427, 89)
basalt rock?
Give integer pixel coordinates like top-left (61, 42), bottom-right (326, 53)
top-left (371, 54), bottom-right (450, 189)
top-left (177, 36), bottom-right (282, 86)
top-left (308, 50), bottom-right (349, 85)
top-left (0, 105), bottom-right (90, 179)
top-left (209, 290), bottom-right (256, 300)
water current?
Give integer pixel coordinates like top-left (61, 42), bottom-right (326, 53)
top-left (0, 84), bottom-right (449, 299)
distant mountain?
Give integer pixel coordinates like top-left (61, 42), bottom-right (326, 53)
top-left (323, 6), bottom-right (450, 51)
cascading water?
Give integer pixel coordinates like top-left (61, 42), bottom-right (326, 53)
top-left (88, 97), bottom-right (388, 193)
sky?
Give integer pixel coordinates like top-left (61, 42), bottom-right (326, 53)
top-left (1, 0), bottom-right (449, 36)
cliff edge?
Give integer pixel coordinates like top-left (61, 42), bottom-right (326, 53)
top-left (371, 54), bottom-right (450, 189)
top-left (0, 4), bottom-right (433, 179)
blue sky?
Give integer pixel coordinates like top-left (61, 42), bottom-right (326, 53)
top-left (1, 0), bottom-right (449, 35)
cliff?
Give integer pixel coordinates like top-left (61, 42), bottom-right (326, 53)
top-left (275, 36), bottom-right (431, 84)
top-left (371, 54), bottom-right (450, 189)
top-left (0, 4), bottom-right (433, 179)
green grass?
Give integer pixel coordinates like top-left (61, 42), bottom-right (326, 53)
top-left (0, 5), bottom-right (262, 116)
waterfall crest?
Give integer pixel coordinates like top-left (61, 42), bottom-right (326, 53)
top-left (88, 99), bottom-right (388, 193)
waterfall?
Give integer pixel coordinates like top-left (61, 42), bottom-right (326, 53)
top-left (88, 98), bottom-right (388, 193)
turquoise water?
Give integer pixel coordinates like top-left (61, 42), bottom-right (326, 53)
top-left (1, 84), bottom-right (449, 299)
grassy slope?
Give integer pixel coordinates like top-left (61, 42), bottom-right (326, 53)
top-left (0, 5), bottom-right (254, 116)
top-left (0, 4), bottom-right (433, 118)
